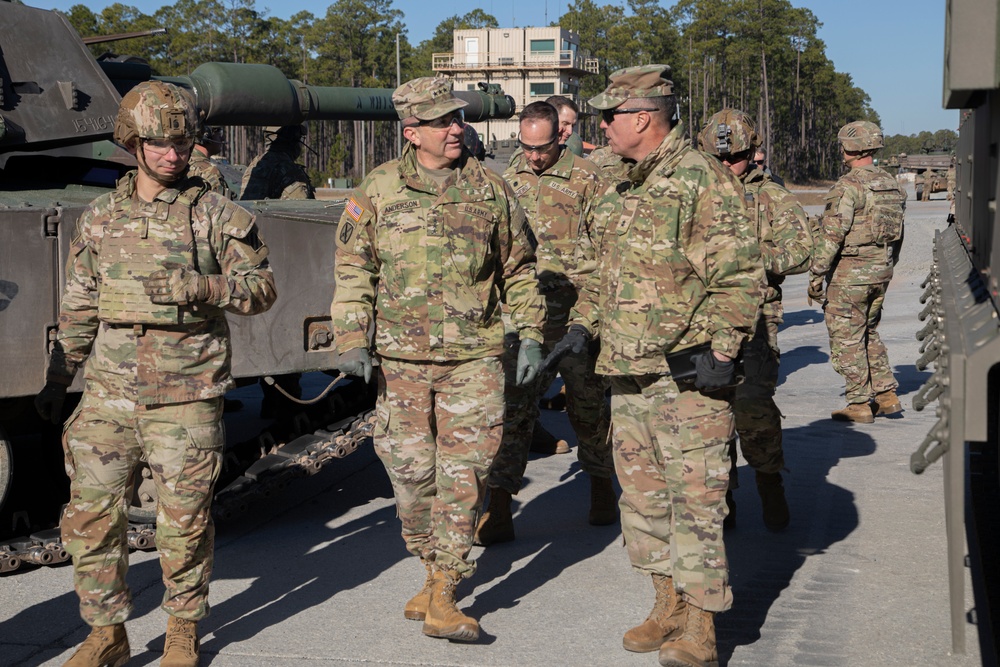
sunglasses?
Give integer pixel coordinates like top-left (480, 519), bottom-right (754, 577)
top-left (600, 108), bottom-right (659, 124)
top-left (143, 137), bottom-right (194, 155)
top-left (418, 111), bottom-right (465, 130)
top-left (517, 133), bottom-right (559, 155)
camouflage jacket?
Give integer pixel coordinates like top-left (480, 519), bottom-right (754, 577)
top-left (572, 122), bottom-right (764, 376)
top-left (739, 166), bottom-right (813, 305)
top-left (812, 164), bottom-right (906, 286)
top-left (47, 171), bottom-right (276, 404)
top-left (331, 143), bottom-right (545, 363)
top-left (504, 146), bottom-right (610, 295)
top-left (188, 150), bottom-right (232, 199)
top-left (587, 145), bottom-right (631, 183)
top-left (240, 149), bottom-right (314, 200)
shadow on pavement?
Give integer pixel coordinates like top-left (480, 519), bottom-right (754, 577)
top-left (718, 420), bottom-right (875, 664)
top-left (776, 345), bottom-right (828, 384)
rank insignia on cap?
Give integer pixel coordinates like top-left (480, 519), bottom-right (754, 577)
top-left (346, 197), bottom-right (365, 222)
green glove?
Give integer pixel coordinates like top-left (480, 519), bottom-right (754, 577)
top-left (35, 381), bottom-right (68, 425)
top-left (144, 268), bottom-right (209, 306)
top-left (516, 338), bottom-right (544, 387)
top-left (336, 347), bottom-right (373, 384)
top-left (807, 273), bottom-right (826, 305)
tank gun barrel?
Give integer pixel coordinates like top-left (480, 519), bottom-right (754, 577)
top-left (82, 27), bottom-right (167, 45)
top-left (158, 62), bottom-right (515, 126)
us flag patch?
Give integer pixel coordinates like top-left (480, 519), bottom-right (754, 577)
top-left (346, 197), bottom-right (365, 222)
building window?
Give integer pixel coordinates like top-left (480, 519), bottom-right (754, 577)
top-left (530, 82), bottom-right (555, 96)
top-left (530, 39), bottom-right (556, 54)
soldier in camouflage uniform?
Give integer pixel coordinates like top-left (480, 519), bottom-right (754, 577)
top-left (808, 121), bottom-right (906, 423)
top-left (188, 123), bottom-right (232, 198)
top-left (546, 95), bottom-right (585, 157)
top-left (329, 77), bottom-right (546, 642)
top-left (473, 101), bottom-right (615, 547)
top-left (240, 125), bottom-right (315, 200)
top-left (587, 144), bottom-right (631, 182)
top-left (698, 109), bottom-right (813, 533)
top-left (34, 81), bottom-right (276, 667)
top-left (559, 66), bottom-right (763, 667)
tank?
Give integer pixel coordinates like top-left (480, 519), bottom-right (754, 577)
top-left (0, 1), bottom-right (515, 572)
top-left (909, 0), bottom-right (1000, 661)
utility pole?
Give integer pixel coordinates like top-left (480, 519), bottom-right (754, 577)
top-left (396, 33), bottom-right (402, 156)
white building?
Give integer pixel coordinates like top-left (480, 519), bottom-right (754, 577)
top-left (433, 26), bottom-right (598, 145)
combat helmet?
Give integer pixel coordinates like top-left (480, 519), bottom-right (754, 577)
top-left (113, 80), bottom-right (198, 150)
top-left (837, 121), bottom-right (883, 152)
top-left (698, 109), bottom-right (759, 157)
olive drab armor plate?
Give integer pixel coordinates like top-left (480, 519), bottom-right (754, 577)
top-left (842, 170), bottom-right (904, 247)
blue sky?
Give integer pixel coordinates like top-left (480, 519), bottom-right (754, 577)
top-left (37, 0), bottom-right (956, 135)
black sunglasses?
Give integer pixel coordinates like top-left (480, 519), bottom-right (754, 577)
top-left (600, 108), bottom-right (659, 124)
top-left (517, 133), bottom-right (559, 154)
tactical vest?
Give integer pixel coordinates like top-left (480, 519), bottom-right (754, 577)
top-left (843, 169), bottom-right (905, 247)
top-left (96, 183), bottom-right (221, 325)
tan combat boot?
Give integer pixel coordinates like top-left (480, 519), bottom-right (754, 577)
top-left (874, 390), bottom-right (903, 416)
top-left (831, 403), bottom-right (875, 424)
top-left (473, 488), bottom-right (515, 546)
top-left (421, 568), bottom-right (479, 642)
top-left (623, 574), bottom-right (686, 653)
top-left (588, 475), bottom-right (618, 525)
top-left (161, 616), bottom-right (199, 667)
top-left (529, 421), bottom-right (570, 455)
top-left (64, 624), bottom-right (130, 667)
top-left (404, 560), bottom-right (434, 620)
top-left (756, 471), bottom-right (790, 532)
top-left (657, 603), bottom-right (718, 667)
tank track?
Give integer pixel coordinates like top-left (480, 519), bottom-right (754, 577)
top-left (0, 383), bottom-right (375, 575)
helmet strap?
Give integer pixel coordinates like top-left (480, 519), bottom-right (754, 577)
top-left (136, 139), bottom-right (183, 186)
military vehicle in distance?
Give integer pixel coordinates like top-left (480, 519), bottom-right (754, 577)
top-left (0, 1), bottom-right (515, 572)
top-left (896, 153), bottom-right (953, 200)
top-left (909, 0), bottom-right (1000, 661)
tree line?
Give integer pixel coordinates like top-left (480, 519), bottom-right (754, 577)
top-left (61, 0), bottom-right (939, 184)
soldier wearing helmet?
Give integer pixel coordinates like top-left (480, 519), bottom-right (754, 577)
top-left (239, 124), bottom-right (315, 200)
top-left (189, 123), bottom-right (233, 199)
top-left (808, 120), bottom-right (906, 423)
top-left (35, 80), bottom-right (276, 667)
top-left (698, 109), bottom-right (813, 533)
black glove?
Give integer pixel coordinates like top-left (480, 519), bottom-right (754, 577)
top-left (35, 381), bottom-right (69, 425)
top-left (336, 348), bottom-right (372, 383)
top-left (693, 352), bottom-right (735, 391)
top-left (539, 324), bottom-right (591, 374)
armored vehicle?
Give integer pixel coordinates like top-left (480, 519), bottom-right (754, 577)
top-left (896, 153), bottom-right (953, 200)
top-left (910, 0), bottom-right (1000, 661)
top-left (0, 1), bottom-right (515, 572)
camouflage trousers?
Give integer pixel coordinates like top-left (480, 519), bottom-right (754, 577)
top-left (488, 335), bottom-right (613, 494)
top-left (374, 356), bottom-right (504, 579)
top-left (60, 379), bottom-right (223, 627)
top-left (731, 316), bottom-right (784, 485)
top-left (609, 374), bottom-right (734, 612)
top-left (824, 281), bottom-right (897, 404)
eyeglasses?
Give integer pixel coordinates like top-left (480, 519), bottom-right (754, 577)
top-left (143, 137), bottom-right (194, 155)
top-left (600, 108), bottom-right (659, 124)
top-left (517, 133), bottom-right (559, 155)
top-left (418, 111), bottom-right (465, 130)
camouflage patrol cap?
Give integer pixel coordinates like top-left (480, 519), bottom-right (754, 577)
top-left (698, 109), bottom-right (760, 157)
top-left (588, 65), bottom-right (674, 110)
top-left (113, 80), bottom-right (197, 149)
top-left (392, 77), bottom-right (468, 121)
top-left (838, 120), bottom-right (884, 152)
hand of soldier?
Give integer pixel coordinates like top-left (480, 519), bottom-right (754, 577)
top-left (516, 338), bottom-right (544, 387)
top-left (693, 352), bottom-right (735, 392)
top-left (807, 273), bottom-right (826, 306)
top-left (144, 268), bottom-right (209, 306)
top-left (539, 324), bottom-right (591, 375)
top-left (336, 347), bottom-right (372, 384)
top-left (35, 381), bottom-right (68, 425)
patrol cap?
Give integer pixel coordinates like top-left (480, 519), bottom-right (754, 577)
top-left (588, 65), bottom-right (674, 110)
top-left (392, 76), bottom-right (468, 121)
top-left (837, 120), bottom-right (883, 152)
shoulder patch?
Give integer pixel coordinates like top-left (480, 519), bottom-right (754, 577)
top-left (221, 203), bottom-right (256, 239)
top-left (346, 197), bottom-right (366, 222)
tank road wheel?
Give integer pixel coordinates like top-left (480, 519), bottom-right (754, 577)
top-left (0, 425), bottom-right (11, 515)
top-left (127, 461), bottom-right (157, 524)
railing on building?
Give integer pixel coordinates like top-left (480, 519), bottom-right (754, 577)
top-left (433, 51), bottom-right (599, 74)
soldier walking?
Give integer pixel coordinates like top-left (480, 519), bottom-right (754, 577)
top-left (34, 81), bottom-right (276, 667)
top-left (560, 65), bottom-right (763, 667)
top-left (809, 121), bottom-right (906, 423)
top-left (474, 101), bottom-right (615, 546)
top-left (698, 109), bottom-right (813, 532)
top-left (329, 77), bottom-right (546, 642)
